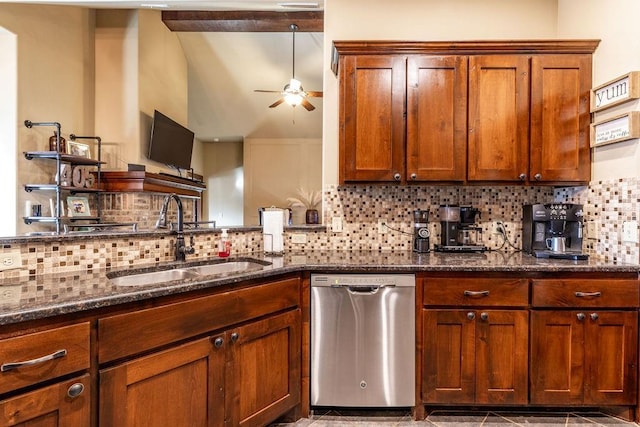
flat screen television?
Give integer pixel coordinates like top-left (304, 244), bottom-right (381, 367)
top-left (148, 110), bottom-right (194, 171)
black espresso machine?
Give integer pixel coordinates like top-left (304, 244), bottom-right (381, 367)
top-left (522, 203), bottom-right (588, 260)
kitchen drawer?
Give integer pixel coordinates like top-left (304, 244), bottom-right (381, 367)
top-left (98, 276), bottom-right (300, 363)
top-left (532, 279), bottom-right (640, 308)
top-left (0, 322), bottom-right (90, 395)
top-left (423, 278), bottom-right (529, 307)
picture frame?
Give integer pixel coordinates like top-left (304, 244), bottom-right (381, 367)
top-left (66, 196), bottom-right (91, 217)
top-left (590, 111), bottom-right (640, 147)
top-left (67, 141), bottom-right (91, 158)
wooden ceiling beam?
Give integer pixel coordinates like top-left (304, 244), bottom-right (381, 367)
top-left (161, 10), bottom-right (323, 32)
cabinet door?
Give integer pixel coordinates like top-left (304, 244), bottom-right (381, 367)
top-left (99, 337), bottom-right (225, 427)
top-left (423, 309), bottom-right (475, 403)
top-left (530, 55), bottom-right (592, 183)
top-left (475, 310), bottom-right (528, 404)
top-left (585, 311), bottom-right (638, 405)
top-left (340, 55), bottom-right (406, 182)
top-left (530, 311), bottom-right (584, 405)
top-left (0, 374), bottom-right (90, 427)
top-left (226, 309), bottom-right (301, 427)
top-left (407, 55), bottom-right (467, 181)
top-left (468, 55), bottom-right (530, 181)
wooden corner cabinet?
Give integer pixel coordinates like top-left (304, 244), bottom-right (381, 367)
top-left (334, 40), bottom-right (599, 185)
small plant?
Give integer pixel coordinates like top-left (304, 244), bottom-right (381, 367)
top-left (286, 188), bottom-right (321, 210)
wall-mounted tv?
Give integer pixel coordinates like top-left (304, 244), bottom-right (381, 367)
top-left (148, 110), bottom-right (194, 171)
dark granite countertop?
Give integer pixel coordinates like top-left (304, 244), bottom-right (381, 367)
top-left (0, 250), bottom-right (637, 326)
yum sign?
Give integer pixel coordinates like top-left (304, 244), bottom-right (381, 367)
top-left (591, 71), bottom-right (640, 112)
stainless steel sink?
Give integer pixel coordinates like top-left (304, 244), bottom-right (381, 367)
top-left (108, 258), bottom-right (271, 286)
top-left (109, 268), bottom-right (199, 287)
top-left (183, 261), bottom-right (268, 276)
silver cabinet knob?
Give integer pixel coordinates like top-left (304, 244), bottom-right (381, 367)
top-left (67, 382), bottom-right (85, 398)
top-left (480, 312), bottom-right (488, 321)
top-left (393, 173), bottom-right (401, 181)
top-left (410, 173), bottom-right (417, 180)
top-left (518, 173), bottom-right (526, 181)
top-left (212, 337), bottom-right (224, 348)
top-left (576, 312), bottom-right (586, 321)
top-left (590, 313), bottom-right (599, 321)
top-left (534, 173), bottom-right (542, 181)
top-left (467, 312), bottom-right (475, 320)
top-left (231, 332), bottom-right (239, 343)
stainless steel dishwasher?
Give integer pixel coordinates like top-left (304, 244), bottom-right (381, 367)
top-left (310, 274), bottom-right (415, 407)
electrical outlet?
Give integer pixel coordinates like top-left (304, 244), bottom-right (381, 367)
top-left (586, 221), bottom-right (598, 240)
top-left (0, 285), bottom-right (22, 304)
top-left (378, 219), bottom-right (387, 234)
top-left (331, 217), bottom-right (343, 233)
top-left (290, 233), bottom-right (307, 244)
top-left (622, 221), bottom-right (639, 243)
top-left (0, 250), bottom-right (22, 272)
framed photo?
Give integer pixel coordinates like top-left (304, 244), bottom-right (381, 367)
top-left (67, 141), bottom-right (91, 158)
top-left (66, 196), bottom-right (91, 217)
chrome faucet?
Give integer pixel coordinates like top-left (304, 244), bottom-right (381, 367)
top-left (156, 194), bottom-right (195, 261)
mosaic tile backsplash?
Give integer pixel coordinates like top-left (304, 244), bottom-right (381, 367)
top-left (2, 178), bottom-right (639, 279)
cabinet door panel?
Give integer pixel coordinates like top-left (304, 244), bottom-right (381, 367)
top-left (468, 55), bottom-right (529, 181)
top-left (0, 374), bottom-right (90, 427)
top-left (227, 309), bottom-right (301, 427)
top-left (423, 310), bottom-right (475, 403)
top-left (530, 311), bottom-right (584, 405)
top-left (586, 311), bottom-right (638, 405)
top-left (99, 337), bottom-right (224, 427)
top-left (340, 55), bottom-right (406, 182)
top-left (530, 55), bottom-right (591, 183)
top-left (407, 55), bottom-right (467, 181)
top-left (476, 310), bottom-right (528, 404)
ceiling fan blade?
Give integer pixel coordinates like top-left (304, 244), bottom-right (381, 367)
top-left (255, 89), bottom-right (281, 93)
top-left (269, 98), bottom-right (285, 108)
top-left (306, 91), bottom-right (323, 97)
top-left (300, 98), bottom-right (315, 111)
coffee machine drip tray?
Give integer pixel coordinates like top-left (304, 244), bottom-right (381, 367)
top-left (533, 250), bottom-right (588, 260)
top-left (434, 244), bottom-right (487, 253)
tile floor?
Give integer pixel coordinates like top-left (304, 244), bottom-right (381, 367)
top-left (271, 409), bottom-right (640, 426)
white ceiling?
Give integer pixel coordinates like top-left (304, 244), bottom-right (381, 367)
top-left (10, 0), bottom-right (325, 142)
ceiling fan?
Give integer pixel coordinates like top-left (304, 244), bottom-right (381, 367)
top-left (254, 24), bottom-right (323, 111)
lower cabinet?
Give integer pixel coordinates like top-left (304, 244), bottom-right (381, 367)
top-left (0, 374), bottom-right (90, 426)
top-left (530, 310), bottom-right (638, 405)
top-left (99, 309), bottom-right (301, 427)
top-left (423, 309), bottom-right (528, 405)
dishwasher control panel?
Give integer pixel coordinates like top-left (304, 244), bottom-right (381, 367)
top-left (311, 274), bottom-right (415, 288)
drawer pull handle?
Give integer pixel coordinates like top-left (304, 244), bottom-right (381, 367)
top-left (67, 382), bottom-right (85, 398)
top-left (1, 349), bottom-right (67, 372)
top-left (575, 291), bottom-right (602, 298)
top-left (464, 290), bottom-right (490, 297)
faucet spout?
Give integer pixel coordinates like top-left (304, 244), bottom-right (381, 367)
top-left (156, 194), bottom-right (194, 261)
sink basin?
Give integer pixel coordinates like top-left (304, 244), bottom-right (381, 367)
top-left (108, 268), bottom-right (199, 287)
top-left (108, 258), bottom-right (271, 287)
top-left (183, 261), bottom-right (268, 276)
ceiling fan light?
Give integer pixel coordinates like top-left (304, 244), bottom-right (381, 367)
top-left (284, 92), bottom-right (303, 106)
top-left (289, 78), bottom-right (302, 91)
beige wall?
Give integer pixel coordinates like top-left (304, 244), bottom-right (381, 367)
top-left (244, 138), bottom-right (322, 225)
top-left (95, 9), bottom-right (190, 174)
top-left (0, 4), bottom-right (95, 234)
top-left (558, 0), bottom-right (640, 181)
top-left (322, 0), bottom-right (559, 185)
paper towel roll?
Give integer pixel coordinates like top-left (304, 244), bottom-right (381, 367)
top-left (263, 209), bottom-right (284, 254)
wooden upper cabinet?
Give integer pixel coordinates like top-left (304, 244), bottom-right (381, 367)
top-left (407, 56), bottom-right (467, 182)
top-left (340, 55), bottom-right (406, 182)
top-left (530, 55), bottom-right (592, 183)
top-left (468, 55), bottom-right (530, 182)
